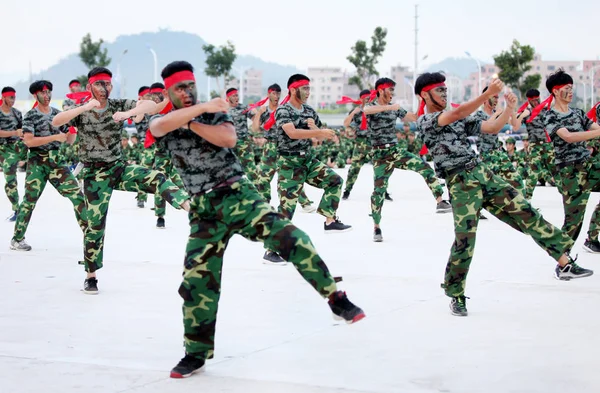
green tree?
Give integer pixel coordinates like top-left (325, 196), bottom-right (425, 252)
top-left (493, 39), bottom-right (541, 99)
top-left (203, 41), bottom-right (237, 95)
top-left (347, 27), bottom-right (387, 90)
top-left (77, 33), bottom-right (111, 85)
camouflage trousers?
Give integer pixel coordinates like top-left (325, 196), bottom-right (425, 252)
top-left (153, 151), bottom-right (188, 218)
top-left (481, 150), bottom-right (524, 193)
top-left (82, 160), bottom-right (188, 273)
top-left (255, 141), bottom-right (313, 207)
top-left (371, 146), bottom-right (444, 225)
top-left (13, 150), bottom-right (87, 241)
top-left (0, 141), bottom-right (27, 211)
top-left (557, 158), bottom-right (600, 242)
top-left (136, 147), bottom-right (156, 203)
top-left (180, 177), bottom-right (337, 358)
top-left (277, 152), bottom-right (342, 220)
top-left (443, 164), bottom-right (573, 297)
top-left (344, 137), bottom-right (371, 194)
top-left (525, 143), bottom-right (559, 200)
top-left (234, 138), bottom-right (258, 183)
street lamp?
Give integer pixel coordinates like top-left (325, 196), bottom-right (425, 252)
top-left (589, 64), bottom-right (600, 108)
top-left (465, 51), bottom-right (482, 96)
top-left (146, 44), bottom-right (158, 83)
top-left (231, 66), bottom-right (248, 104)
top-left (116, 49), bottom-right (128, 98)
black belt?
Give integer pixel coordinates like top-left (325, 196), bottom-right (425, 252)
top-left (201, 175), bottom-right (244, 195)
top-left (442, 159), bottom-right (480, 179)
top-left (372, 143), bottom-right (397, 150)
top-left (279, 151), bottom-right (308, 157)
top-left (556, 156), bottom-right (589, 170)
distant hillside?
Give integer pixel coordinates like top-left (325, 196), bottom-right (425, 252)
top-left (11, 30), bottom-right (301, 100)
top-left (425, 56), bottom-right (491, 79)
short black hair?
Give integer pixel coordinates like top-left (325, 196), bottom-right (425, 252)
top-left (226, 87), bottom-right (238, 95)
top-left (526, 89), bottom-right (540, 98)
top-left (88, 67), bottom-right (112, 79)
top-left (138, 86), bottom-right (150, 95)
top-left (29, 80), bottom-right (53, 94)
top-left (268, 83), bottom-right (281, 92)
top-left (546, 68), bottom-right (573, 95)
top-left (375, 78), bottom-right (396, 90)
top-left (1, 86), bottom-right (15, 94)
top-left (287, 74), bottom-right (310, 88)
top-left (150, 82), bottom-right (165, 90)
top-left (414, 72), bottom-right (446, 95)
top-left (482, 86), bottom-right (489, 94)
top-left (161, 61), bottom-right (194, 79)
top-left (360, 89), bottom-right (371, 97)
top-left (69, 79), bottom-right (80, 86)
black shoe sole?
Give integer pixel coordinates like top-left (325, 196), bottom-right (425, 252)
top-left (554, 271), bottom-right (594, 281)
top-left (582, 244), bottom-right (600, 254)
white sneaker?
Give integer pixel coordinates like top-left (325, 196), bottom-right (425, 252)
top-left (301, 205), bottom-right (317, 213)
top-left (10, 238), bottom-right (32, 251)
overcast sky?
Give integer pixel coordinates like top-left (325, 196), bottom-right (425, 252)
top-left (2, 0), bottom-right (598, 84)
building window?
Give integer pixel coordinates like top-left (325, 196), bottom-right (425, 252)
top-left (536, 66), bottom-right (540, 70)
top-left (580, 75), bottom-right (583, 80)
top-left (569, 66), bottom-right (575, 71)
top-left (547, 65), bottom-right (555, 71)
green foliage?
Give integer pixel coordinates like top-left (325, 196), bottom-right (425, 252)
top-left (347, 27), bottom-right (387, 90)
top-left (493, 40), bottom-right (541, 99)
top-left (78, 33), bottom-right (111, 85)
top-left (203, 41), bottom-right (237, 95)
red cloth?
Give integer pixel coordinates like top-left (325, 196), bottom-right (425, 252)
top-left (587, 102), bottom-right (600, 123)
top-left (144, 101), bottom-right (174, 148)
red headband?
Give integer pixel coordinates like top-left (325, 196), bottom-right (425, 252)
top-left (226, 89), bottom-right (238, 98)
top-left (246, 88), bottom-right (279, 113)
top-left (139, 89), bottom-right (150, 97)
top-left (88, 73), bottom-right (112, 84)
top-left (149, 88), bottom-right (163, 94)
top-left (336, 96), bottom-right (362, 105)
top-left (417, 82), bottom-right (447, 116)
top-left (69, 81), bottom-right (81, 88)
top-left (527, 84), bottom-right (570, 123)
top-left (2, 91), bottom-right (16, 97)
top-left (164, 71), bottom-right (196, 89)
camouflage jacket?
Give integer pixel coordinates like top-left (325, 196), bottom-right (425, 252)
top-left (472, 110), bottom-right (502, 154)
top-left (521, 107), bottom-right (548, 143)
top-left (151, 111), bottom-right (243, 195)
top-left (62, 98), bottom-right (76, 111)
top-left (349, 109), bottom-right (369, 138)
top-left (0, 107), bottom-right (23, 145)
top-left (258, 109), bottom-right (277, 140)
top-left (228, 104), bottom-right (254, 139)
top-left (275, 102), bottom-right (321, 154)
top-left (365, 102), bottom-right (407, 147)
top-left (68, 99), bottom-right (136, 163)
top-left (23, 107), bottom-right (69, 152)
top-left (417, 111), bottom-right (481, 176)
top-left (544, 108), bottom-right (592, 165)
top-left (134, 114), bottom-right (151, 143)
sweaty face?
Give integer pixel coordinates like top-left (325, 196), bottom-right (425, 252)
top-left (151, 91), bottom-right (165, 103)
top-left (141, 93), bottom-right (152, 101)
top-left (293, 85), bottom-right (310, 103)
top-left (36, 88), bottom-right (52, 106)
top-left (228, 93), bottom-right (239, 106)
top-left (70, 84), bottom-right (82, 93)
top-left (168, 80), bottom-right (197, 109)
top-left (425, 86), bottom-right (447, 109)
top-left (488, 95), bottom-right (499, 109)
top-left (2, 94), bottom-right (15, 108)
top-left (528, 98), bottom-right (540, 107)
top-left (89, 80), bottom-right (113, 102)
top-left (379, 87), bottom-right (395, 103)
top-left (555, 84), bottom-right (573, 103)
top-left (269, 90), bottom-right (281, 104)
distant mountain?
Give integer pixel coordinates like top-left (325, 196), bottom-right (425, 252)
top-left (10, 29), bottom-right (301, 100)
top-left (425, 56), bottom-right (491, 79)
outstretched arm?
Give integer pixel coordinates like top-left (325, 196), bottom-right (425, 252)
top-left (437, 79), bottom-right (504, 127)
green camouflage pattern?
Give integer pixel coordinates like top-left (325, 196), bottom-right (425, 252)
top-left (365, 102), bottom-right (407, 146)
top-left (0, 142), bottom-right (25, 211)
top-left (370, 146), bottom-right (444, 225)
top-left (68, 99), bottom-right (136, 163)
top-left (480, 149), bottom-right (524, 193)
top-left (443, 163), bottom-right (573, 297)
top-left (234, 138), bottom-right (258, 182)
top-left (277, 152), bottom-right (342, 220)
top-left (153, 149), bottom-right (188, 218)
top-left (180, 177), bottom-right (337, 358)
top-left (13, 149), bottom-right (87, 241)
top-left (0, 107), bottom-right (23, 145)
top-left (82, 160), bottom-right (188, 272)
top-left (545, 108), bottom-right (592, 165)
top-left (524, 143), bottom-right (559, 199)
top-left (557, 159), bottom-right (600, 242)
top-left (275, 103), bottom-right (321, 153)
top-left (344, 137), bottom-right (371, 194)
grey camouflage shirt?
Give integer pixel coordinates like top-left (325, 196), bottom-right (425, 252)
top-left (521, 107), bottom-right (548, 143)
top-left (62, 99), bottom-right (76, 110)
top-left (23, 107), bottom-right (68, 152)
top-left (417, 112), bottom-right (480, 176)
top-left (544, 108), bottom-right (592, 165)
top-left (349, 109), bottom-right (368, 137)
top-left (365, 102), bottom-right (407, 146)
top-left (0, 107), bottom-right (23, 145)
top-left (472, 110), bottom-right (501, 154)
top-left (151, 111), bottom-right (243, 195)
top-left (68, 99), bottom-right (136, 163)
top-left (229, 104), bottom-right (254, 139)
top-left (259, 109), bottom-right (276, 140)
top-left (275, 103), bottom-right (321, 153)
top-left (135, 114), bottom-right (151, 142)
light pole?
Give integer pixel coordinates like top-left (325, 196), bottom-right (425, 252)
top-left (116, 49), bottom-right (128, 98)
top-left (589, 64), bottom-right (600, 108)
top-left (146, 44), bottom-right (158, 83)
top-left (465, 51), bottom-right (482, 96)
top-left (231, 66), bottom-right (248, 104)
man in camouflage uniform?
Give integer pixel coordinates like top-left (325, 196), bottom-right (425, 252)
top-left (10, 80), bottom-right (87, 251)
top-left (62, 79), bottom-right (84, 110)
top-left (274, 74), bottom-right (352, 234)
top-left (52, 66), bottom-right (190, 294)
top-left (148, 61), bottom-right (365, 379)
top-left (539, 70), bottom-right (600, 254)
top-left (415, 72), bottom-right (592, 317)
top-left (505, 137), bottom-right (528, 181)
top-left (251, 84), bottom-right (317, 264)
top-left (513, 89), bottom-right (559, 199)
top-left (133, 86), bottom-right (153, 208)
top-left (148, 82), bottom-right (188, 228)
top-left (364, 78), bottom-right (451, 242)
top-left (473, 86), bottom-right (524, 194)
top-left (227, 87), bottom-right (258, 183)
top-left (0, 86), bottom-right (26, 221)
